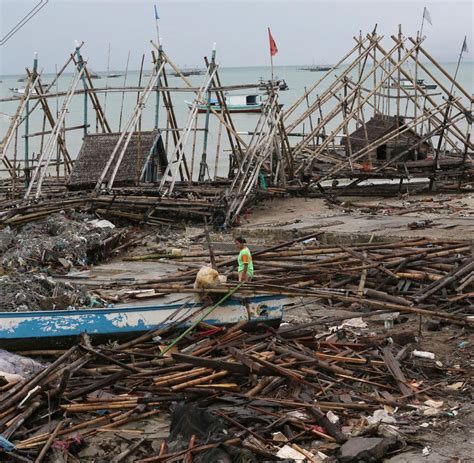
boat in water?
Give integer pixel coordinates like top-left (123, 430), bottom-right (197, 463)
top-left (107, 73), bottom-right (122, 78)
top-left (173, 68), bottom-right (206, 77)
top-left (384, 78), bottom-right (437, 90)
top-left (186, 94), bottom-right (269, 113)
top-left (299, 65), bottom-right (335, 72)
top-left (9, 87), bottom-right (46, 96)
top-left (0, 295), bottom-right (285, 349)
top-left (258, 78), bottom-right (289, 92)
top-left (88, 69), bottom-right (101, 79)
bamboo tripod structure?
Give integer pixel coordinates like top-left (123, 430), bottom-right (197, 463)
top-left (279, 31), bottom-right (472, 193)
top-left (0, 27), bottom-right (472, 226)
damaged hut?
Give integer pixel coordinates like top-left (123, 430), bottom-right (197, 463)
top-left (341, 115), bottom-right (432, 162)
top-left (68, 130), bottom-right (168, 190)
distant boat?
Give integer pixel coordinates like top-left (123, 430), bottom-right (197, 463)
top-left (107, 73), bottom-right (122, 78)
top-left (173, 68), bottom-right (205, 77)
top-left (186, 94), bottom-right (269, 113)
top-left (299, 65), bottom-right (335, 72)
top-left (88, 69), bottom-right (101, 79)
top-left (9, 87), bottom-right (46, 96)
top-left (384, 78), bottom-right (437, 90)
top-left (258, 78), bottom-right (289, 92)
top-left (17, 77), bottom-right (26, 82)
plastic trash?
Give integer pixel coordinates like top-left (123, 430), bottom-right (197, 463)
top-left (88, 219), bottom-right (115, 229)
top-left (276, 444), bottom-right (306, 460)
top-left (367, 409), bottom-right (396, 424)
top-left (272, 431), bottom-right (288, 442)
top-left (0, 349), bottom-right (45, 379)
top-left (413, 350), bottom-right (435, 360)
top-left (331, 317), bottom-right (368, 331)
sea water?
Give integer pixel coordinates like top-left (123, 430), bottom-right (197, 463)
top-left (0, 62), bottom-right (472, 180)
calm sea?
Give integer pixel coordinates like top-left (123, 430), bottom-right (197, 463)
top-left (0, 63), bottom-right (472, 179)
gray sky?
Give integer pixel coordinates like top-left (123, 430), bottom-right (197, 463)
top-left (0, 0), bottom-right (472, 75)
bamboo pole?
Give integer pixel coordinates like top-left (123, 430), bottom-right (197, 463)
top-left (292, 36), bottom-right (407, 156)
top-left (284, 38), bottom-right (370, 122)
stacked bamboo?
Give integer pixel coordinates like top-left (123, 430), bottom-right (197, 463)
top-left (113, 235), bottom-right (474, 327)
top-left (0, 178), bottom-right (285, 227)
top-left (0, 309), bottom-right (469, 462)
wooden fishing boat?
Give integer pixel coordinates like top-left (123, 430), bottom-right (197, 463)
top-left (9, 87), bottom-right (44, 96)
top-left (384, 78), bottom-right (437, 90)
top-left (258, 78), bottom-right (289, 91)
top-left (173, 68), bottom-right (205, 77)
top-left (186, 94), bottom-right (266, 113)
top-left (299, 65), bottom-right (335, 72)
top-left (0, 295), bottom-right (285, 349)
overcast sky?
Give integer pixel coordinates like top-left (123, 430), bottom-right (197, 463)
top-left (0, 0), bottom-right (472, 75)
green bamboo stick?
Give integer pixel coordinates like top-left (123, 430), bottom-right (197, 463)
top-left (158, 282), bottom-right (245, 357)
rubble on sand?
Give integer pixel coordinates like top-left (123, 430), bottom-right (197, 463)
top-left (0, 272), bottom-right (100, 311)
top-left (0, 212), bottom-right (120, 273)
top-left (0, 212), bottom-right (124, 311)
top-left (0, 308), bottom-right (470, 462)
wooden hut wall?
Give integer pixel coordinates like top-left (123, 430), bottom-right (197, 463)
top-left (67, 131), bottom-right (161, 189)
top-left (341, 115), bottom-right (430, 161)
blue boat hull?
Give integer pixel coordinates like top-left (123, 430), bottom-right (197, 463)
top-left (0, 295), bottom-right (285, 349)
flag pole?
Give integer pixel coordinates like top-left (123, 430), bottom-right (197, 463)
top-left (267, 27), bottom-right (278, 90)
top-left (419, 6), bottom-right (426, 40)
top-left (450, 36), bottom-right (467, 96)
top-left (268, 27), bottom-right (274, 84)
top-left (430, 36), bottom-right (466, 189)
top-left (154, 5), bottom-right (160, 47)
top-left (154, 5), bottom-right (162, 134)
top-left (270, 49), bottom-right (274, 84)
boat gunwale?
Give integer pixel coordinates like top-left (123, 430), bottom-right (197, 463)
top-left (0, 294), bottom-right (287, 319)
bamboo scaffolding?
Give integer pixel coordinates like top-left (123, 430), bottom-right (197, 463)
top-left (25, 65), bottom-right (86, 199)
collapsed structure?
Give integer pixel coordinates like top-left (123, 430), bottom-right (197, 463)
top-left (340, 115), bottom-right (431, 162)
top-left (0, 27), bottom-right (473, 462)
top-left (0, 29), bottom-right (472, 226)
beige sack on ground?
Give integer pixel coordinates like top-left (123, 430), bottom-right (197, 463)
top-left (194, 266), bottom-right (221, 289)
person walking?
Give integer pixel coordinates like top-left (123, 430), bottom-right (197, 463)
top-left (235, 236), bottom-right (253, 282)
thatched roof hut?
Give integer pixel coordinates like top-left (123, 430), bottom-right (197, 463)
top-left (341, 115), bottom-right (431, 162)
top-left (68, 130), bottom-right (167, 190)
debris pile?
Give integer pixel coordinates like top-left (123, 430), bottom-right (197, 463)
top-left (0, 273), bottom-right (96, 311)
top-left (109, 234), bottom-right (473, 328)
top-left (0, 312), bottom-right (470, 462)
top-left (0, 212), bottom-right (119, 272)
top-left (0, 212), bottom-right (123, 311)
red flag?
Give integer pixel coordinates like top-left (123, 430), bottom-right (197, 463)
top-left (268, 27), bottom-right (278, 57)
